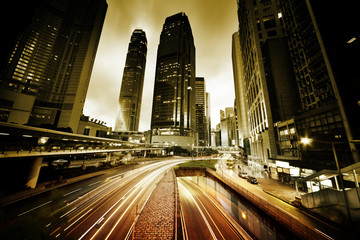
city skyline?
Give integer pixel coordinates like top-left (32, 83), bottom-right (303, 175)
top-left (83, 0), bottom-right (238, 131)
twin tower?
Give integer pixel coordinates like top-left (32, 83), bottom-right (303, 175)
top-left (115, 13), bottom-right (196, 146)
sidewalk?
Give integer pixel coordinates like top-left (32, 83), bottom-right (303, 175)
top-left (257, 177), bottom-right (304, 204)
top-left (209, 167), bottom-right (348, 239)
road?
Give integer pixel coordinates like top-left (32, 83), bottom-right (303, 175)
top-left (178, 177), bottom-right (252, 240)
top-left (216, 157), bottom-right (347, 240)
top-left (0, 159), bottom-right (186, 239)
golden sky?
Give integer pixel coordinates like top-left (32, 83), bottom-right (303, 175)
top-left (83, 0), bottom-right (238, 131)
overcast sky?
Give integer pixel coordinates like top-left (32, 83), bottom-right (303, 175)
top-left (83, 0), bottom-right (238, 131)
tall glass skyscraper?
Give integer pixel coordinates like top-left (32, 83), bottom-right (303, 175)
top-left (195, 77), bottom-right (207, 146)
top-left (151, 12), bottom-right (196, 147)
top-left (0, 0), bottom-right (107, 133)
top-left (115, 29), bottom-right (147, 131)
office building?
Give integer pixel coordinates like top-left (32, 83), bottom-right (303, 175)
top-left (236, 0), bottom-right (299, 172)
top-left (232, 31), bottom-right (250, 150)
top-left (278, 0), bottom-right (360, 168)
top-left (205, 92), bottom-right (211, 146)
top-left (195, 77), bottom-right (208, 146)
top-left (150, 12), bottom-right (196, 148)
top-left (115, 29), bottom-right (147, 131)
top-left (220, 107), bottom-right (237, 147)
top-left (0, 0), bottom-right (107, 133)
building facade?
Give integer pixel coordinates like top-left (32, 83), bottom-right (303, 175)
top-left (115, 29), bottom-right (147, 131)
top-left (205, 92), bottom-right (211, 146)
top-left (278, 0), bottom-right (360, 169)
top-left (0, 0), bottom-right (107, 133)
top-left (236, 0), bottom-right (298, 171)
top-left (195, 77), bottom-right (208, 146)
top-left (232, 31), bottom-right (250, 149)
top-left (150, 12), bottom-right (196, 148)
top-left (220, 107), bottom-right (238, 147)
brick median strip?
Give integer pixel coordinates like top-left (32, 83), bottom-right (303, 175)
top-left (133, 170), bottom-right (176, 239)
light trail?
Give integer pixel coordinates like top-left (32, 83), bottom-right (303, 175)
top-left (60, 207), bottom-right (77, 218)
top-left (179, 180), bottom-right (218, 240)
top-left (103, 164), bottom-right (178, 240)
top-left (180, 178), bottom-right (252, 240)
top-left (63, 188), bottom-right (82, 197)
top-left (74, 161), bottom-right (184, 240)
top-left (64, 208), bottom-right (93, 232)
top-left (42, 160), bottom-right (186, 239)
top-left (315, 228), bottom-right (334, 240)
top-left (88, 181), bottom-right (102, 187)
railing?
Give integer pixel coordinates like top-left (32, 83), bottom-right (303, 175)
top-left (0, 147), bottom-right (164, 159)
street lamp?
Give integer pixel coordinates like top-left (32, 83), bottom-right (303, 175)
top-left (300, 137), bottom-right (312, 145)
top-left (300, 137), bottom-right (352, 222)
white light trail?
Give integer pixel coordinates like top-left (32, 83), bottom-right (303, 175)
top-left (63, 188), bottom-right (82, 197)
top-left (60, 207), bottom-right (77, 218)
top-left (88, 181), bottom-right (102, 186)
top-left (178, 181), bottom-right (218, 240)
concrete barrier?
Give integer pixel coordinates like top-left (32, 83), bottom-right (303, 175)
top-left (205, 168), bottom-right (339, 240)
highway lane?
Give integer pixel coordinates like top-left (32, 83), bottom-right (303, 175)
top-left (178, 177), bottom-right (252, 240)
top-left (0, 159), bottom-right (187, 239)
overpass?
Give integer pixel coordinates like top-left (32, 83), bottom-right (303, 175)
top-left (0, 122), bottom-right (165, 189)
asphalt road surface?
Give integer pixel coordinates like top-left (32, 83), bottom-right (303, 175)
top-left (178, 177), bottom-right (252, 240)
top-left (0, 159), bottom-right (186, 239)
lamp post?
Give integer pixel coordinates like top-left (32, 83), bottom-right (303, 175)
top-left (300, 137), bottom-right (352, 223)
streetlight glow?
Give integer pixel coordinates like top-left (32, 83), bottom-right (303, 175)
top-left (300, 137), bottom-right (312, 145)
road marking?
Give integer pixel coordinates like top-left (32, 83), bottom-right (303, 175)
top-left (88, 181), bottom-right (102, 186)
top-left (60, 207), bottom-right (77, 218)
top-left (315, 228), bottom-right (334, 240)
top-left (18, 200), bottom-right (52, 216)
top-left (63, 188), bottom-right (82, 197)
top-left (106, 173), bottom-right (124, 180)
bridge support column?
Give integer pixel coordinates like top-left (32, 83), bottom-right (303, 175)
top-left (106, 152), bottom-right (111, 162)
top-left (25, 157), bottom-right (43, 189)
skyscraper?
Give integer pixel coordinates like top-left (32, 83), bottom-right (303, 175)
top-left (232, 31), bottom-right (250, 150)
top-left (195, 77), bottom-right (207, 146)
top-left (151, 12), bottom-right (196, 147)
top-left (115, 29), bottom-right (147, 131)
top-left (235, 0), bottom-right (298, 171)
top-left (278, 0), bottom-right (360, 167)
top-left (0, 0), bottom-right (107, 133)
top-left (220, 107), bottom-right (237, 147)
top-left (205, 92), bottom-right (211, 146)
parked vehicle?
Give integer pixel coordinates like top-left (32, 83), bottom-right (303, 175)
top-left (238, 172), bottom-right (248, 179)
top-left (247, 176), bottom-right (258, 184)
